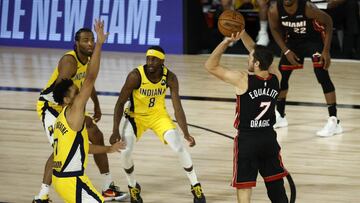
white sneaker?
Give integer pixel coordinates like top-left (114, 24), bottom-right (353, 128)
top-left (274, 110), bottom-right (288, 128)
top-left (316, 116), bottom-right (343, 137)
top-left (256, 31), bottom-right (270, 46)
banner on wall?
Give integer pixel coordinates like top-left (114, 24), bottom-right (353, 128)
top-left (0, 0), bottom-right (183, 54)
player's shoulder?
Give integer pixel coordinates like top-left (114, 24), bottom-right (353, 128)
top-left (58, 54), bottom-right (77, 67)
top-left (128, 68), bottom-right (141, 81)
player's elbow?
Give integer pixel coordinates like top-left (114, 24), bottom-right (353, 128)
top-left (204, 62), bottom-right (217, 74)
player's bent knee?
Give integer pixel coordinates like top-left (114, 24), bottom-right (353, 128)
top-left (164, 129), bottom-right (184, 153)
top-left (314, 68), bottom-right (335, 93)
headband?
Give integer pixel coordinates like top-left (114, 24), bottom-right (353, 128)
top-left (146, 49), bottom-right (165, 60)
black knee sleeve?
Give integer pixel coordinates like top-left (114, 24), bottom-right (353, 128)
top-left (265, 179), bottom-right (289, 203)
top-left (314, 68), bottom-right (335, 93)
top-left (280, 69), bottom-right (292, 91)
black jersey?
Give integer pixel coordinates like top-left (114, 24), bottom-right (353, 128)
top-left (234, 74), bottom-right (279, 132)
top-left (277, 0), bottom-right (321, 40)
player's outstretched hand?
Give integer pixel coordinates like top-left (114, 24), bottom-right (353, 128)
top-left (184, 135), bottom-right (196, 147)
top-left (108, 139), bottom-right (126, 153)
top-left (320, 51), bottom-right (331, 70)
top-left (285, 50), bottom-right (301, 66)
top-left (94, 19), bottom-right (109, 44)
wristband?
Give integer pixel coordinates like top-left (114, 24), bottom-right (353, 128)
top-left (284, 49), bottom-right (291, 55)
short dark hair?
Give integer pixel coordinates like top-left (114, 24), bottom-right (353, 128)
top-left (147, 46), bottom-right (165, 54)
top-left (53, 79), bottom-right (74, 105)
top-left (253, 45), bottom-right (274, 71)
top-left (75, 28), bottom-right (93, 41)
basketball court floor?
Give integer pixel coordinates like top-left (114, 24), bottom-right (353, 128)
top-left (0, 46), bottom-right (359, 203)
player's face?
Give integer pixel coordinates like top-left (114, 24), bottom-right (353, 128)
top-left (76, 32), bottom-right (95, 57)
top-left (146, 56), bottom-right (163, 73)
top-left (283, 0), bottom-right (296, 7)
top-left (64, 85), bottom-right (79, 105)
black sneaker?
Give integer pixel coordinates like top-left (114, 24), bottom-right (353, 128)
top-left (102, 181), bottom-right (129, 202)
top-left (128, 183), bottom-right (143, 203)
top-left (32, 195), bottom-right (52, 203)
top-left (191, 183), bottom-right (206, 203)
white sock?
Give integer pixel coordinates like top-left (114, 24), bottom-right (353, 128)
top-left (102, 172), bottom-right (113, 191)
top-left (124, 170), bottom-right (137, 187)
top-left (38, 184), bottom-right (49, 199)
top-left (186, 168), bottom-right (199, 186)
top-left (259, 20), bottom-right (268, 33)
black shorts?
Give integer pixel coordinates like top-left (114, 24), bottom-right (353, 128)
top-left (279, 36), bottom-right (324, 70)
top-left (232, 129), bottom-right (288, 189)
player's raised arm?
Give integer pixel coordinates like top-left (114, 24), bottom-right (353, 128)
top-left (110, 70), bottom-right (141, 144)
top-left (67, 19), bottom-right (108, 131)
top-left (204, 32), bottom-right (247, 89)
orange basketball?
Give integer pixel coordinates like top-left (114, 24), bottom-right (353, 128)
top-left (218, 10), bottom-right (245, 37)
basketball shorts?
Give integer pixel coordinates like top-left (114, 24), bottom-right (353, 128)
top-left (232, 129), bottom-right (288, 189)
top-left (125, 111), bottom-right (176, 144)
top-left (52, 174), bottom-right (104, 203)
top-left (36, 99), bottom-right (62, 146)
top-left (37, 98), bottom-right (93, 146)
top-left (279, 37), bottom-right (324, 70)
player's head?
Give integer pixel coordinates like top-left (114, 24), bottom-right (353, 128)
top-left (145, 46), bottom-right (165, 73)
top-left (74, 28), bottom-right (94, 57)
top-left (283, 0), bottom-right (296, 7)
top-left (248, 45), bottom-right (274, 72)
top-left (53, 79), bottom-right (79, 106)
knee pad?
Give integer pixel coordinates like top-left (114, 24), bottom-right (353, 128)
top-left (314, 68), bottom-right (335, 93)
top-left (164, 129), bottom-right (184, 153)
top-left (265, 179), bottom-right (288, 203)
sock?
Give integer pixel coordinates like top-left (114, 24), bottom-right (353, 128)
top-left (259, 21), bottom-right (268, 33)
top-left (328, 103), bottom-right (337, 117)
top-left (124, 170), bottom-right (136, 187)
top-left (186, 168), bottom-right (199, 186)
top-left (102, 172), bottom-right (113, 191)
top-left (38, 184), bottom-right (49, 199)
top-left (277, 98), bottom-right (286, 117)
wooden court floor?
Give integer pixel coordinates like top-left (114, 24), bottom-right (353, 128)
top-left (0, 46), bottom-right (359, 203)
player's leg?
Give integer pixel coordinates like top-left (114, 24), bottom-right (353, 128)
top-left (259, 131), bottom-right (288, 203)
top-left (232, 135), bottom-right (258, 203)
top-left (236, 189), bottom-right (252, 203)
top-left (153, 114), bottom-right (205, 202)
top-left (309, 42), bottom-right (342, 137)
top-left (33, 102), bottom-right (59, 203)
top-left (256, 0), bottom-right (270, 46)
top-left (275, 45), bottom-right (305, 128)
top-left (85, 116), bottom-right (128, 201)
top-left (120, 116), bottom-right (143, 203)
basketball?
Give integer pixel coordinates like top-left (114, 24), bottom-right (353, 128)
top-left (218, 10), bottom-right (245, 37)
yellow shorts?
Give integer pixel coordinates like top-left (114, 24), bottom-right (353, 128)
top-left (126, 112), bottom-right (176, 144)
top-left (52, 174), bottom-right (104, 203)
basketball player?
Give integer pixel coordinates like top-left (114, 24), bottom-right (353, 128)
top-left (268, 0), bottom-right (343, 137)
top-left (34, 26), bottom-right (128, 202)
top-left (110, 46), bottom-right (206, 203)
top-left (205, 30), bottom-right (288, 203)
top-left (51, 19), bottom-right (125, 203)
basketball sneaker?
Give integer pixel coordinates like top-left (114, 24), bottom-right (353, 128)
top-left (128, 183), bottom-right (143, 203)
top-left (274, 110), bottom-right (288, 128)
top-left (102, 182), bottom-right (129, 201)
top-left (316, 116), bottom-right (343, 137)
top-left (256, 31), bottom-right (270, 46)
top-left (32, 195), bottom-right (52, 203)
top-left (191, 183), bottom-right (206, 203)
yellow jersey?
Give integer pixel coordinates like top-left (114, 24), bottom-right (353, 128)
top-left (129, 65), bottom-right (169, 116)
top-left (53, 106), bottom-right (89, 177)
top-left (39, 50), bottom-right (88, 103)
